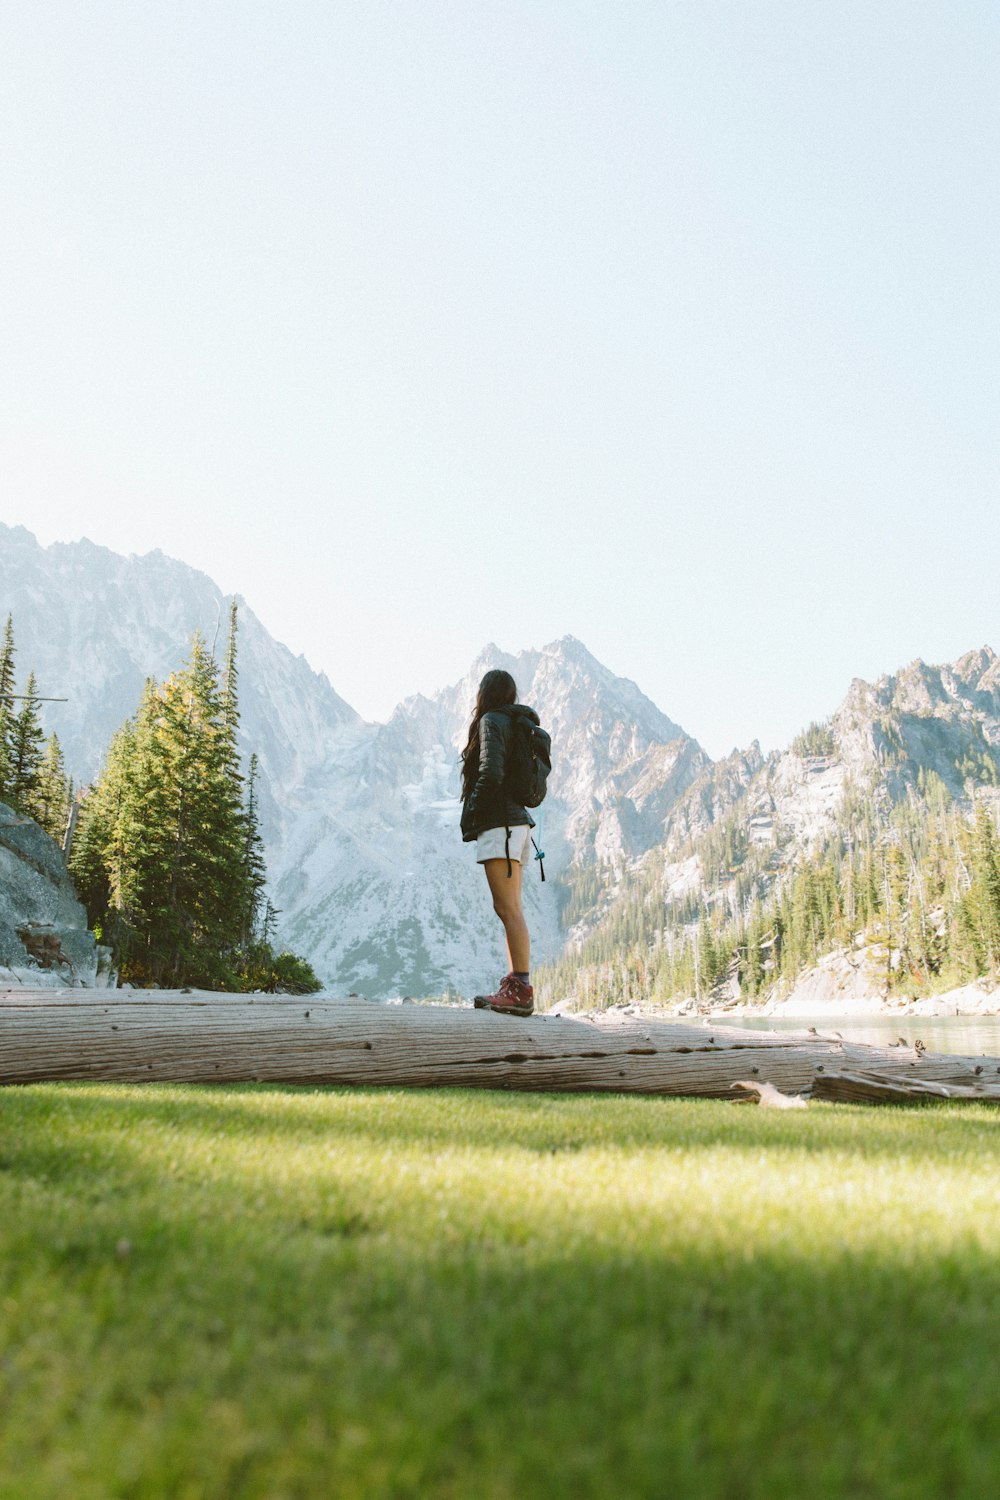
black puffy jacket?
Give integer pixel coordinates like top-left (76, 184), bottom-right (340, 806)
top-left (460, 704), bottom-right (539, 842)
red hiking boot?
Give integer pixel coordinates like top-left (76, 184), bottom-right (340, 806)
top-left (472, 973), bottom-right (534, 1017)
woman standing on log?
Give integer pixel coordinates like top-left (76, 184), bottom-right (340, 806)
top-left (460, 668), bottom-right (542, 1017)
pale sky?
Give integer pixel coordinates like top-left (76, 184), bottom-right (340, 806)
top-left (2, 3), bottom-right (998, 758)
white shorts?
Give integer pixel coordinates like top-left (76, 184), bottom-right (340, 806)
top-left (476, 824), bottom-right (533, 865)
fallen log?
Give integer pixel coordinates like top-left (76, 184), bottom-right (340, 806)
top-left (811, 1068), bottom-right (1000, 1105)
top-left (3, 989), bottom-right (1000, 1099)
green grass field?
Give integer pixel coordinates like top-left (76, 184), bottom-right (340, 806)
top-left (2, 1084), bottom-right (999, 1499)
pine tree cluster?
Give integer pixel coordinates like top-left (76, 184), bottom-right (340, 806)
top-left (539, 770), bottom-right (1000, 1011)
top-left (0, 613), bottom-right (73, 841)
top-left (68, 606), bottom-right (321, 993)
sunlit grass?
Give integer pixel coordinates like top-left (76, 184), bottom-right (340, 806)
top-left (2, 1084), bottom-right (1000, 1498)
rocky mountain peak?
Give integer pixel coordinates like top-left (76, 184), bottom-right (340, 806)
top-left (0, 524), bottom-right (359, 798)
top-left (950, 645), bottom-right (996, 686)
top-left (2, 524), bottom-right (38, 548)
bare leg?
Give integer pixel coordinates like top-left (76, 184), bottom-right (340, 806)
top-left (482, 857), bottom-right (530, 973)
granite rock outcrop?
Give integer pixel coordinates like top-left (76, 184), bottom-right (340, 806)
top-left (0, 800), bottom-right (109, 986)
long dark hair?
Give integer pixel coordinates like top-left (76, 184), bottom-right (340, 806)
top-left (460, 669), bottom-right (517, 801)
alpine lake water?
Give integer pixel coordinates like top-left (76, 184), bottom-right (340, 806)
top-left (713, 1012), bottom-right (1000, 1056)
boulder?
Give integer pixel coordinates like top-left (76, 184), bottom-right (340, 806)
top-left (0, 800), bottom-right (109, 986)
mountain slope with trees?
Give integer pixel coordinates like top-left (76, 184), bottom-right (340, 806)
top-left (0, 614), bottom-right (73, 841)
top-left (540, 649), bottom-right (1000, 1009)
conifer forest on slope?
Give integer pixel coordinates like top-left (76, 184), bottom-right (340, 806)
top-left (1, 607), bottom-right (320, 993)
top-left (541, 755), bottom-right (1000, 1011)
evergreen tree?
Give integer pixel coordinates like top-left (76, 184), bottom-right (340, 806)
top-left (30, 733), bottom-right (71, 841)
top-left (222, 599), bottom-right (239, 737)
top-left (964, 802), bottom-right (1000, 980)
top-left (0, 618), bottom-right (70, 837)
top-left (8, 673), bottom-right (44, 814)
top-left (0, 613), bottom-right (15, 799)
top-left (71, 708), bottom-right (147, 938)
top-left (241, 752), bottom-right (268, 948)
top-left (150, 635), bottom-right (251, 984)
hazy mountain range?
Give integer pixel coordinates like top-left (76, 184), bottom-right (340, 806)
top-left (3, 521), bottom-right (998, 996)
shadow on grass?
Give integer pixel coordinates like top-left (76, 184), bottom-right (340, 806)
top-left (4, 1080), bottom-right (1000, 1168)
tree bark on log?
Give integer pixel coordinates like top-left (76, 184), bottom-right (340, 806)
top-left (3, 989), bottom-right (1000, 1099)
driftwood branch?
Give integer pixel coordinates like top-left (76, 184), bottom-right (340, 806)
top-left (2, 990), bottom-right (999, 1102)
top-left (731, 1080), bottom-right (809, 1109)
top-left (810, 1068), bottom-right (1000, 1105)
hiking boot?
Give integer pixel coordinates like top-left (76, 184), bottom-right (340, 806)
top-left (472, 973), bottom-right (534, 1017)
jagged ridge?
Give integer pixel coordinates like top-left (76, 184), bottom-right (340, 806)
top-left (6, 523), bottom-right (1000, 999)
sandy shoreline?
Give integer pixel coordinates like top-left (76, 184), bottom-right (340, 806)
top-left (691, 976), bottom-right (1000, 1023)
top-left (711, 985), bottom-right (1000, 1022)
top-left (685, 947), bottom-right (1000, 1022)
